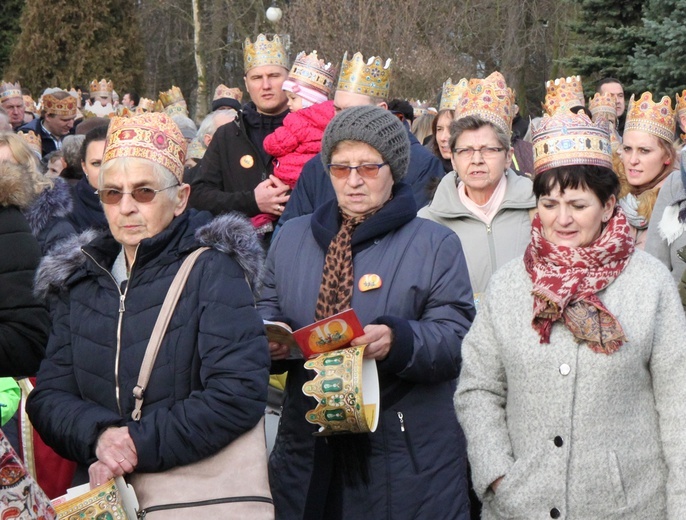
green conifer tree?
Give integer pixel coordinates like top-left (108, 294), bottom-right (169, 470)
top-left (0, 0), bottom-right (24, 77)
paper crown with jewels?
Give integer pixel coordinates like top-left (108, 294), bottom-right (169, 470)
top-left (23, 95), bottom-right (37, 114)
top-left (543, 76), bottom-right (585, 116)
top-left (410, 99), bottom-right (430, 117)
top-left (624, 92), bottom-right (676, 143)
top-left (213, 84), bottom-right (243, 102)
top-left (89, 79), bottom-right (113, 97)
top-left (17, 130), bottom-right (41, 154)
top-left (588, 92), bottom-right (617, 121)
top-left (284, 50), bottom-right (337, 99)
top-left (135, 97), bottom-right (155, 113)
top-left (159, 86), bottom-right (186, 108)
top-left (41, 91), bottom-right (78, 117)
top-left (439, 78), bottom-right (468, 112)
top-left (532, 107), bottom-right (613, 175)
top-left (0, 81), bottom-right (22, 103)
top-left (243, 34), bottom-right (289, 73)
top-left (336, 52), bottom-right (392, 99)
top-left (103, 112), bottom-right (187, 182)
top-left (454, 72), bottom-right (515, 136)
top-left (675, 90), bottom-right (686, 117)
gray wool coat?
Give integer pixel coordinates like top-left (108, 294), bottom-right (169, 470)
top-left (455, 249), bottom-right (686, 520)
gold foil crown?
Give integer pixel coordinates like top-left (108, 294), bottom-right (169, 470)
top-left (675, 90), bottom-right (686, 117)
top-left (543, 76), bottom-right (585, 116)
top-left (90, 79), bottom-right (113, 96)
top-left (103, 112), bottom-right (187, 182)
top-left (625, 92), bottom-right (676, 143)
top-left (42, 92), bottom-right (78, 117)
top-left (439, 78), bottom-right (468, 111)
top-left (532, 108), bottom-right (613, 175)
top-left (455, 72), bottom-right (515, 136)
top-left (0, 81), bottom-right (22, 103)
top-left (23, 95), bottom-right (37, 114)
top-left (288, 51), bottom-right (337, 98)
top-left (159, 86), bottom-right (186, 108)
top-left (588, 92), bottom-right (617, 121)
top-left (243, 34), bottom-right (289, 73)
top-left (18, 131), bottom-right (41, 154)
top-left (410, 99), bottom-right (430, 117)
top-left (136, 98), bottom-right (155, 113)
top-left (213, 85), bottom-right (243, 102)
top-left (337, 52), bottom-right (392, 99)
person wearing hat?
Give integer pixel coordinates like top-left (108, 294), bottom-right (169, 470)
top-left (19, 89), bottom-right (77, 157)
top-left (27, 112), bottom-right (271, 492)
top-left (0, 81), bottom-right (25, 130)
top-left (277, 51), bottom-right (445, 232)
top-left (455, 108), bottom-right (686, 519)
top-left (260, 105), bottom-right (474, 519)
top-left (189, 34), bottom-right (291, 239)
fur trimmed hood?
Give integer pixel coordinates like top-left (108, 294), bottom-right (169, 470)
top-left (35, 211), bottom-right (264, 298)
top-left (0, 161), bottom-right (36, 209)
top-left (24, 177), bottom-right (73, 236)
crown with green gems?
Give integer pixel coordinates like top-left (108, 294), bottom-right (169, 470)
top-left (0, 81), bottom-right (22, 103)
top-left (336, 52), bottom-right (392, 99)
top-left (243, 34), bottom-right (289, 73)
top-left (454, 72), bottom-right (515, 136)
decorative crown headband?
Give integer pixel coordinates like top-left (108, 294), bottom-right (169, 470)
top-left (41, 92), bottom-right (78, 117)
top-left (136, 98), bottom-right (155, 113)
top-left (454, 72), bottom-right (515, 136)
top-left (588, 92), bottom-right (616, 121)
top-left (159, 86), bottom-right (186, 108)
top-left (286, 50), bottom-right (337, 98)
top-left (543, 76), bottom-right (585, 116)
top-left (213, 84), bottom-right (243, 101)
top-left (532, 108), bottom-right (613, 175)
top-left (23, 95), bottom-right (37, 114)
top-left (624, 92), bottom-right (676, 143)
top-left (336, 52), bottom-right (392, 99)
top-left (90, 79), bottom-right (113, 96)
top-left (104, 112), bottom-right (187, 182)
top-left (439, 78), bottom-right (468, 112)
top-left (243, 34), bottom-right (289, 73)
top-left (0, 81), bottom-right (22, 103)
top-left (675, 90), bottom-right (686, 117)
top-left (410, 99), bottom-right (430, 117)
top-left (17, 131), bottom-right (42, 154)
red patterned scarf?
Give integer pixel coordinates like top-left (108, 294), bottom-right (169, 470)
top-left (523, 207), bottom-right (635, 354)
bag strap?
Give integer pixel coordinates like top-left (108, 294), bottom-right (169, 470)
top-left (131, 247), bottom-right (210, 421)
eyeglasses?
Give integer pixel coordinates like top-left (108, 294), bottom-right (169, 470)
top-left (452, 147), bottom-right (505, 159)
top-left (97, 184), bottom-right (179, 205)
top-left (328, 162), bottom-right (389, 179)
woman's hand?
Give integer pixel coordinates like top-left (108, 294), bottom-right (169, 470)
top-left (95, 426), bottom-right (138, 476)
top-left (88, 460), bottom-right (115, 489)
top-left (352, 324), bottom-right (393, 360)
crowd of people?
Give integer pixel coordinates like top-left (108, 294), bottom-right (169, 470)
top-left (1, 31), bottom-right (686, 520)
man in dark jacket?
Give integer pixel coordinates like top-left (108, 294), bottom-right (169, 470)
top-left (277, 52), bottom-right (445, 230)
top-left (18, 90), bottom-right (77, 157)
top-left (189, 34), bottom-right (291, 230)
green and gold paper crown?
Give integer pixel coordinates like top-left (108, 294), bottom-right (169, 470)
top-left (454, 72), bottom-right (515, 136)
top-left (336, 52), bottom-right (392, 99)
top-left (410, 99), bottom-right (430, 117)
top-left (439, 78), bottom-right (468, 112)
top-left (288, 50), bottom-right (337, 98)
top-left (625, 92), bottom-right (675, 143)
top-left (0, 81), bottom-right (22, 103)
top-left (532, 108), bottom-right (613, 175)
top-left (543, 76), bottom-right (585, 116)
top-left (243, 34), bottom-right (289, 73)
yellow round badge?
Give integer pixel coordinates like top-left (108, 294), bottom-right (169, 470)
top-left (240, 154), bottom-right (255, 168)
top-left (358, 274), bottom-right (382, 292)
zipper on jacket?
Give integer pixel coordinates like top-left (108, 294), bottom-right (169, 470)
top-left (396, 411), bottom-right (419, 473)
top-left (137, 495), bottom-right (273, 518)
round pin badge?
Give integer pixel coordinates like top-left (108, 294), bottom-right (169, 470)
top-left (358, 274), bottom-right (382, 292)
top-left (240, 154), bottom-right (255, 168)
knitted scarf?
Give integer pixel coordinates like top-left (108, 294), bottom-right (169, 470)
top-left (524, 207), bottom-right (634, 354)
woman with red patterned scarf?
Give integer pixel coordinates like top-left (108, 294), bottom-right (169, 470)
top-left (455, 108), bottom-right (686, 519)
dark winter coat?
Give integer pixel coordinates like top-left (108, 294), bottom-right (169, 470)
top-left (24, 176), bottom-right (76, 254)
top-left (277, 125), bottom-right (445, 231)
top-left (68, 176), bottom-right (108, 234)
top-left (0, 163), bottom-right (50, 377)
top-left (18, 118), bottom-right (74, 158)
top-left (188, 103), bottom-right (288, 217)
top-left (259, 183), bottom-right (475, 520)
top-left (26, 211), bottom-right (270, 474)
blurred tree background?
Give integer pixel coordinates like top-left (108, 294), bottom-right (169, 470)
top-left (1, 0), bottom-right (683, 121)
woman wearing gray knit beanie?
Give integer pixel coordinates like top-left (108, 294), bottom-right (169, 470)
top-left (258, 103), bottom-right (476, 519)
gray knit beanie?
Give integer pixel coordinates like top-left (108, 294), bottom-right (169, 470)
top-left (321, 105), bottom-right (410, 182)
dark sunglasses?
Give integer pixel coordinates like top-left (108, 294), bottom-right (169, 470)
top-left (97, 184), bottom-right (179, 205)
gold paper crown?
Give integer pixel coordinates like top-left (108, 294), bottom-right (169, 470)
top-left (588, 92), bottom-right (616, 121)
top-left (532, 108), bottom-right (613, 175)
top-left (243, 34), bottom-right (289, 72)
top-left (410, 99), bottom-right (429, 117)
top-left (17, 131), bottom-right (41, 154)
top-left (82, 102), bottom-right (116, 119)
top-left (287, 50), bottom-right (337, 97)
top-left (89, 79), bottom-right (113, 96)
top-left (23, 95), bottom-right (37, 114)
top-left (103, 112), bottom-right (187, 182)
top-left (42, 92), bottom-right (78, 117)
top-left (455, 72), bottom-right (515, 136)
top-left (159, 86), bottom-right (186, 108)
top-left (439, 78), bottom-right (468, 111)
top-left (154, 99), bottom-right (164, 113)
top-left (543, 76), bottom-right (585, 116)
top-left (136, 98), bottom-right (155, 113)
top-left (624, 92), bottom-right (676, 143)
top-left (675, 90), bottom-right (686, 117)
top-left (0, 81), bottom-right (22, 103)
top-left (213, 84), bottom-right (243, 102)
top-left (336, 52), bottom-right (392, 99)
top-left (164, 104), bottom-right (188, 117)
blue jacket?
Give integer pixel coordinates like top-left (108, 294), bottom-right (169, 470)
top-left (27, 211), bottom-right (270, 473)
top-left (259, 183), bottom-right (475, 519)
top-left (68, 176), bottom-right (109, 234)
top-left (277, 126), bottom-right (445, 232)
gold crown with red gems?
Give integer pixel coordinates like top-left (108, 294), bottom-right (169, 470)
top-left (89, 79), bottom-right (113, 97)
top-left (0, 81), bottom-right (22, 103)
top-left (625, 92), bottom-right (676, 143)
top-left (675, 90), bottom-right (686, 117)
top-left (543, 76), bottom-right (585, 116)
top-left (588, 92), bottom-right (616, 121)
top-left (288, 50), bottom-right (337, 98)
top-left (243, 34), bottom-right (289, 73)
top-left (41, 91), bottom-right (78, 117)
top-left (439, 78), bottom-right (468, 111)
top-left (336, 52), bottom-right (392, 99)
top-left (454, 72), bottom-right (515, 136)
top-left (532, 107), bottom-right (613, 175)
